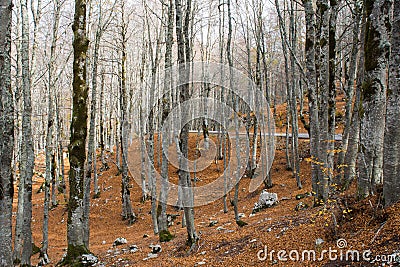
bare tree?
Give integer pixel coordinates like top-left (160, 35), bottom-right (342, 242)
top-left (0, 0), bottom-right (14, 265)
top-left (383, 0), bottom-right (400, 206)
top-left (64, 0), bottom-right (90, 262)
top-left (14, 0), bottom-right (35, 264)
top-left (358, 0), bottom-right (391, 198)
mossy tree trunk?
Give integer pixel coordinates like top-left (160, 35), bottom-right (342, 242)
top-left (65, 0), bottom-right (90, 263)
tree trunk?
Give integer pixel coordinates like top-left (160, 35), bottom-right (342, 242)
top-left (175, 0), bottom-right (198, 246)
top-left (65, 0), bottom-right (90, 262)
top-left (120, 2), bottom-right (135, 224)
top-left (302, 0), bottom-right (321, 204)
top-left (157, 0), bottom-right (174, 241)
top-left (358, 0), bottom-right (391, 198)
top-left (15, 0), bottom-right (35, 264)
top-left (383, 0), bottom-right (400, 206)
top-left (0, 0), bottom-right (14, 265)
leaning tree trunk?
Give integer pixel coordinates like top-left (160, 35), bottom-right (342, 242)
top-left (64, 0), bottom-right (90, 263)
top-left (0, 0), bottom-right (14, 265)
top-left (383, 0), bottom-right (400, 207)
top-left (358, 0), bottom-right (391, 198)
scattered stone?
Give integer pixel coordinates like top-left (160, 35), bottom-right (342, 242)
top-left (143, 253), bottom-right (158, 260)
top-left (151, 244), bottom-right (162, 254)
top-left (238, 213), bottom-right (246, 218)
top-left (113, 237), bottom-right (127, 247)
top-left (252, 190), bottom-right (278, 213)
top-left (249, 213), bottom-right (256, 218)
top-left (200, 251), bottom-right (206, 255)
top-left (216, 226), bottom-right (225, 231)
top-left (80, 254), bottom-right (98, 266)
top-left (315, 238), bottom-right (324, 246)
top-left (195, 261), bottom-right (206, 265)
top-left (102, 240), bottom-right (106, 245)
top-left (280, 197), bottom-right (291, 201)
top-left (129, 245), bottom-right (138, 253)
top-left (249, 239), bottom-right (257, 243)
top-left (225, 230), bottom-right (235, 233)
top-left (267, 227), bottom-right (272, 232)
top-left (209, 220), bottom-right (218, 227)
top-left (295, 202), bottom-right (309, 211)
top-left (143, 234), bottom-right (149, 238)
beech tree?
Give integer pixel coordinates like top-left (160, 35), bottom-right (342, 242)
top-left (0, 0), bottom-right (14, 265)
top-left (64, 0), bottom-right (90, 263)
top-left (383, 0), bottom-right (400, 206)
top-left (358, 0), bottom-right (391, 198)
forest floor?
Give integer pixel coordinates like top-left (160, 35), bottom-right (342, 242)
top-left (13, 94), bottom-right (400, 267)
top-left (14, 133), bottom-right (400, 267)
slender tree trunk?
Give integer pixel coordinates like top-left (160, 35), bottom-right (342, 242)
top-left (302, 0), bottom-right (321, 204)
top-left (157, 0), bottom-right (174, 241)
top-left (120, 2), bottom-right (135, 224)
top-left (40, 1), bottom-right (60, 263)
top-left (337, 0), bottom-right (362, 184)
top-left (15, 0), bottom-right (34, 264)
top-left (176, 0), bottom-right (198, 246)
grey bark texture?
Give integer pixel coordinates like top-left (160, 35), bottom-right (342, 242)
top-left (0, 0), bottom-right (14, 265)
top-left (358, 0), bottom-right (391, 198)
top-left (383, 0), bottom-right (400, 207)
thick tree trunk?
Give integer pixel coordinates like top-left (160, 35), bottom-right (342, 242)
top-left (383, 0), bottom-right (400, 206)
top-left (65, 0), bottom-right (90, 262)
top-left (0, 1), bottom-right (14, 265)
top-left (358, 0), bottom-right (391, 198)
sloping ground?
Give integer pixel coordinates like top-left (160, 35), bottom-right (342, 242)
top-left (19, 135), bottom-right (400, 267)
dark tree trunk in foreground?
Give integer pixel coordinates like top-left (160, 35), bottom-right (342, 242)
top-left (383, 0), bottom-right (400, 207)
top-left (64, 0), bottom-right (90, 263)
top-left (0, 0), bottom-right (14, 265)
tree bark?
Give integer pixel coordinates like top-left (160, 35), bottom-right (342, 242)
top-left (65, 0), bottom-right (90, 262)
top-left (0, 0), bottom-right (14, 265)
top-left (358, 0), bottom-right (391, 198)
top-left (383, 0), bottom-right (400, 206)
